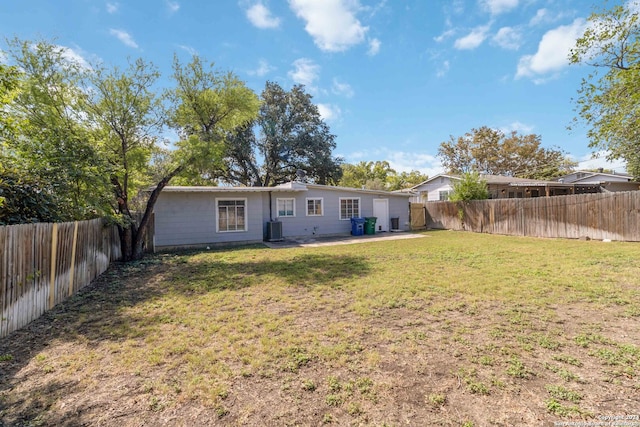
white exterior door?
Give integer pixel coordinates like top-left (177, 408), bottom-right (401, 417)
top-left (373, 199), bottom-right (389, 232)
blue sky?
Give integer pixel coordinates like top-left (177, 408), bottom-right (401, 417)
top-left (1, 0), bottom-right (629, 176)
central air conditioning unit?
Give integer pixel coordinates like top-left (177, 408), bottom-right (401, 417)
top-left (266, 221), bottom-right (283, 242)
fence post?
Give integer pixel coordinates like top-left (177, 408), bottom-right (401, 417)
top-left (68, 221), bottom-right (79, 296)
top-left (49, 223), bottom-right (58, 309)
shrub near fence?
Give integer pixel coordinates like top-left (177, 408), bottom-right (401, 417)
top-left (0, 218), bottom-right (122, 338)
top-left (424, 191), bottom-right (640, 242)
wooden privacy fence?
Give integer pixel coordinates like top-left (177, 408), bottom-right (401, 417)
top-left (0, 218), bottom-right (122, 338)
top-left (424, 191), bottom-right (640, 242)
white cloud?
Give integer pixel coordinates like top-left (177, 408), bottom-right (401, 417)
top-left (364, 0), bottom-right (388, 18)
top-left (454, 24), bottom-right (491, 50)
top-left (387, 152), bottom-right (442, 176)
top-left (106, 2), bottom-right (119, 13)
top-left (451, 0), bottom-right (465, 15)
top-left (332, 78), bottom-right (354, 98)
top-left (628, 0), bottom-right (640, 15)
top-left (246, 2), bottom-right (281, 29)
top-left (368, 38), bottom-right (381, 56)
top-left (249, 59), bottom-right (275, 76)
top-left (317, 103), bottom-right (341, 121)
top-left (288, 58), bottom-right (320, 86)
top-left (492, 26), bottom-right (522, 50)
top-left (434, 28), bottom-right (456, 43)
top-left (436, 60), bottom-right (450, 78)
top-left (480, 0), bottom-right (518, 16)
top-left (529, 8), bottom-right (549, 26)
top-left (529, 8), bottom-right (574, 26)
top-left (166, 0), bottom-right (180, 13)
top-left (62, 47), bottom-right (91, 69)
top-left (288, 0), bottom-right (368, 52)
top-left (109, 29), bottom-right (139, 49)
top-left (516, 18), bottom-right (586, 81)
top-left (499, 121), bottom-right (534, 134)
top-left (575, 151), bottom-right (628, 173)
top-left (176, 44), bottom-right (198, 55)
top-left (386, 151), bottom-right (443, 176)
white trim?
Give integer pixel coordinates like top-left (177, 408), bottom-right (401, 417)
top-left (215, 197), bottom-right (248, 233)
top-left (305, 197), bottom-right (324, 216)
top-left (276, 197), bottom-right (296, 217)
top-left (338, 197), bottom-right (361, 220)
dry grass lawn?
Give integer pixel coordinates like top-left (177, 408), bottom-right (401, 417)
top-left (1, 230), bottom-right (639, 426)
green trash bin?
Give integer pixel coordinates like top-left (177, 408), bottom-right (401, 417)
top-left (364, 217), bottom-right (377, 235)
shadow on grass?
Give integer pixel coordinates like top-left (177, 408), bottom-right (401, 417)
top-left (0, 246), bottom-right (371, 425)
top-left (168, 251), bottom-right (371, 294)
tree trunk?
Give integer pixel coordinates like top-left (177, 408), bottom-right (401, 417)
top-left (119, 225), bottom-right (134, 261)
top-left (119, 164), bottom-right (184, 262)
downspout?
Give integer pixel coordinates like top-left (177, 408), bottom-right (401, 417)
top-left (269, 191), bottom-right (273, 221)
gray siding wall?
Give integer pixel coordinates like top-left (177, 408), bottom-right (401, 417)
top-left (155, 188), bottom-right (411, 248)
top-left (268, 188), bottom-right (410, 238)
top-left (154, 191), bottom-right (265, 247)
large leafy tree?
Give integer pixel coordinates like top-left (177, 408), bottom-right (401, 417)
top-left (0, 166), bottom-right (62, 225)
top-left (569, 2), bottom-right (640, 178)
top-left (389, 170), bottom-right (430, 190)
top-left (338, 161), bottom-right (427, 190)
top-left (87, 58), bottom-right (178, 260)
top-left (229, 81), bottom-right (342, 186)
top-left (4, 39), bottom-right (109, 221)
top-left (339, 161), bottom-right (395, 190)
top-left (173, 75), bottom-right (341, 186)
top-left (88, 56), bottom-right (260, 260)
top-left (438, 126), bottom-right (575, 179)
top-left (0, 63), bottom-right (22, 142)
top-left (169, 55), bottom-right (262, 185)
top-left (2, 40), bottom-right (260, 260)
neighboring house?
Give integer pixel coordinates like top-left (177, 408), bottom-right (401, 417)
top-left (556, 170), bottom-right (640, 193)
top-left (409, 173), bottom-right (576, 202)
top-left (153, 181), bottom-right (412, 249)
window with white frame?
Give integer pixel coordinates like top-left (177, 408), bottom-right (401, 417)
top-left (217, 199), bottom-right (246, 232)
top-left (277, 198), bottom-right (295, 217)
top-left (339, 198), bottom-right (360, 220)
top-left (306, 198), bottom-right (323, 216)
top-left (439, 190), bottom-right (452, 201)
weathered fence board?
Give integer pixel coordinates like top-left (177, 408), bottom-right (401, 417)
top-left (0, 219), bottom-right (123, 338)
top-left (424, 191), bottom-right (640, 242)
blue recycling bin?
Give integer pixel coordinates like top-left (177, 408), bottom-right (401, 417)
top-left (350, 217), bottom-right (365, 236)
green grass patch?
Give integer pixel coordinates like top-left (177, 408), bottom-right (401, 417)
top-left (3, 231), bottom-right (640, 425)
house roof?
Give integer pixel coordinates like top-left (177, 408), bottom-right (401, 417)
top-left (558, 170), bottom-right (632, 181)
top-left (409, 173), bottom-right (458, 189)
top-left (303, 182), bottom-right (411, 197)
top-left (410, 173), bottom-right (574, 189)
top-left (160, 185), bottom-right (305, 193)
top-left (159, 181), bottom-right (412, 197)
top-left (563, 172), bottom-right (634, 184)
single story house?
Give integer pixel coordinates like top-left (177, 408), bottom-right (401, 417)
top-left (409, 173), bottom-right (576, 202)
top-left (556, 170), bottom-right (640, 193)
top-left (153, 181), bottom-right (412, 250)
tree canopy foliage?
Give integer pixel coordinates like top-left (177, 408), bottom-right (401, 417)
top-left (222, 82), bottom-right (342, 186)
top-left (438, 126), bottom-right (576, 179)
top-left (570, 2), bottom-right (640, 178)
top-left (0, 39), bottom-right (264, 260)
top-left (0, 39), bottom-right (345, 258)
top-left (339, 161), bottom-right (428, 191)
top-left (449, 171), bottom-right (489, 202)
